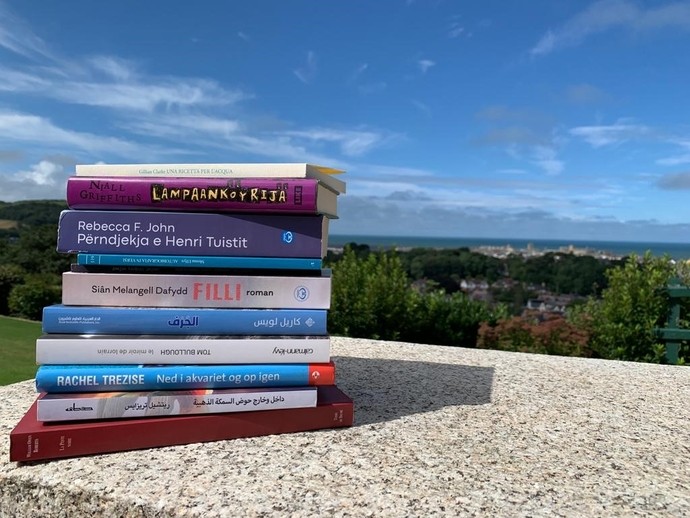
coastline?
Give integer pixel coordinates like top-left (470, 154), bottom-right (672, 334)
top-left (329, 235), bottom-right (690, 260)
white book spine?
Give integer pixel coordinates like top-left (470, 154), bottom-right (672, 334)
top-left (61, 271), bottom-right (332, 309)
top-left (37, 387), bottom-right (318, 422)
top-left (74, 163), bottom-right (346, 193)
top-left (36, 336), bottom-right (331, 364)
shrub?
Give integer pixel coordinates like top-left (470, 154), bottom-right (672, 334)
top-left (477, 314), bottom-right (591, 357)
top-left (0, 264), bottom-right (25, 315)
top-left (572, 252), bottom-right (689, 363)
top-left (8, 275), bottom-right (61, 321)
top-left (406, 290), bottom-right (506, 347)
top-left (329, 247), bottom-right (412, 340)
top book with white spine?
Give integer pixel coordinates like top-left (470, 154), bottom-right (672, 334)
top-left (75, 163), bottom-right (346, 195)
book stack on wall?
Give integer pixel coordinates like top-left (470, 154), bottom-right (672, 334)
top-left (9, 163), bottom-right (354, 462)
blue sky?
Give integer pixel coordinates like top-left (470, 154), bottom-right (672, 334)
top-left (2, 0), bottom-right (690, 242)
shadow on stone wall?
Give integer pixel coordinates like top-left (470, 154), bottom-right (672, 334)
top-left (332, 356), bottom-right (494, 426)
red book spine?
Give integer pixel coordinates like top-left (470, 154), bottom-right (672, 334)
top-left (10, 386), bottom-right (353, 462)
top-left (66, 177), bottom-right (321, 213)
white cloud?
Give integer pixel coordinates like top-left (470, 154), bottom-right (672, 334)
top-left (15, 159), bottom-right (64, 185)
top-left (410, 99), bottom-right (431, 117)
top-left (0, 2), bottom-right (55, 60)
top-left (417, 59), bottom-right (435, 74)
top-left (0, 159), bottom-right (70, 201)
top-left (0, 110), bottom-right (150, 156)
top-left (120, 113), bottom-right (241, 140)
top-left (569, 120), bottom-right (650, 147)
top-left (0, 54), bottom-right (251, 113)
top-left (448, 22), bottom-right (465, 38)
top-left (531, 146), bottom-right (564, 176)
top-left (53, 78), bottom-right (247, 112)
top-left (0, 67), bottom-right (50, 91)
top-left (87, 56), bottom-right (135, 81)
top-left (657, 139), bottom-right (690, 166)
top-left (281, 128), bottom-right (394, 156)
top-left (348, 63), bottom-right (387, 95)
top-left (294, 51), bottom-right (317, 84)
top-left (349, 63), bottom-right (368, 83)
top-left (531, 0), bottom-right (690, 57)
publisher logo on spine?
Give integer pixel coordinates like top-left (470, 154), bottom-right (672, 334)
top-left (282, 231), bottom-right (294, 244)
top-left (294, 286), bottom-right (310, 302)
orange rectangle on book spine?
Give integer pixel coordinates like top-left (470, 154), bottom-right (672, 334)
top-left (308, 363), bottom-right (335, 385)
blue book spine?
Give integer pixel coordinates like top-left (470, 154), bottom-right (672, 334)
top-left (41, 305), bottom-right (328, 335)
top-left (76, 254), bottom-right (322, 270)
top-left (35, 363), bottom-right (335, 393)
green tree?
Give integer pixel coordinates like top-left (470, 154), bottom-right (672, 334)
top-left (6, 224), bottom-right (72, 276)
top-left (8, 274), bottom-right (61, 321)
top-left (329, 247), bottom-right (412, 340)
top-left (0, 264), bottom-right (26, 315)
top-left (574, 252), bottom-right (687, 363)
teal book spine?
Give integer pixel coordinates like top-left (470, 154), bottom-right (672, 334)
top-left (76, 253), bottom-right (322, 270)
top-left (35, 362), bottom-right (336, 393)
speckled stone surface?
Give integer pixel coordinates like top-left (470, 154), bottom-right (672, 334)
top-left (1, 336), bottom-right (689, 517)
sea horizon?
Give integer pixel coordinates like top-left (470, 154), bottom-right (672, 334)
top-left (329, 234), bottom-right (690, 260)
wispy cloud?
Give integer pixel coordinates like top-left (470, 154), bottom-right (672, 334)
top-left (348, 63), bottom-right (386, 94)
top-left (656, 139), bottom-right (690, 166)
top-left (531, 145), bottom-right (564, 176)
top-left (569, 119), bottom-right (650, 147)
top-left (281, 128), bottom-right (396, 157)
top-left (417, 59), bottom-right (435, 74)
top-left (87, 56), bottom-right (134, 81)
top-left (0, 110), bottom-right (145, 156)
top-left (0, 2), bottom-right (55, 60)
top-left (0, 55), bottom-right (251, 113)
top-left (448, 22), bottom-right (465, 38)
top-left (473, 105), bottom-right (562, 174)
top-left (117, 111), bottom-right (392, 165)
top-left (410, 99), bottom-right (431, 117)
top-left (120, 113), bottom-right (241, 141)
top-left (53, 77), bottom-right (247, 112)
top-left (531, 0), bottom-right (690, 57)
top-left (294, 50), bottom-right (317, 84)
top-left (0, 67), bottom-right (50, 91)
top-left (349, 63), bottom-right (368, 83)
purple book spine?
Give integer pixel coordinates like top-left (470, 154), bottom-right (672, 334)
top-left (56, 210), bottom-right (327, 258)
top-left (66, 177), bottom-right (319, 213)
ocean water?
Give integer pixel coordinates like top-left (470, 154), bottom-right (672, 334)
top-left (329, 235), bottom-right (690, 260)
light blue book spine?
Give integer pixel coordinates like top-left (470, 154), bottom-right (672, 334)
top-left (42, 305), bottom-right (327, 335)
top-left (35, 363), bottom-right (333, 393)
top-left (77, 254), bottom-right (322, 270)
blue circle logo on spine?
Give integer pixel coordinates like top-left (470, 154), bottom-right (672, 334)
top-left (294, 286), bottom-right (310, 302)
top-left (282, 231), bottom-right (294, 244)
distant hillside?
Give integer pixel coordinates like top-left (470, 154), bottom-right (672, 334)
top-left (0, 200), bottom-right (67, 232)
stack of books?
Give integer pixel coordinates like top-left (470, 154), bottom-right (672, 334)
top-left (9, 163), bottom-right (354, 462)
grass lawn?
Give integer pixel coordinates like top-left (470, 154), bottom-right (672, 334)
top-left (0, 315), bottom-right (40, 385)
